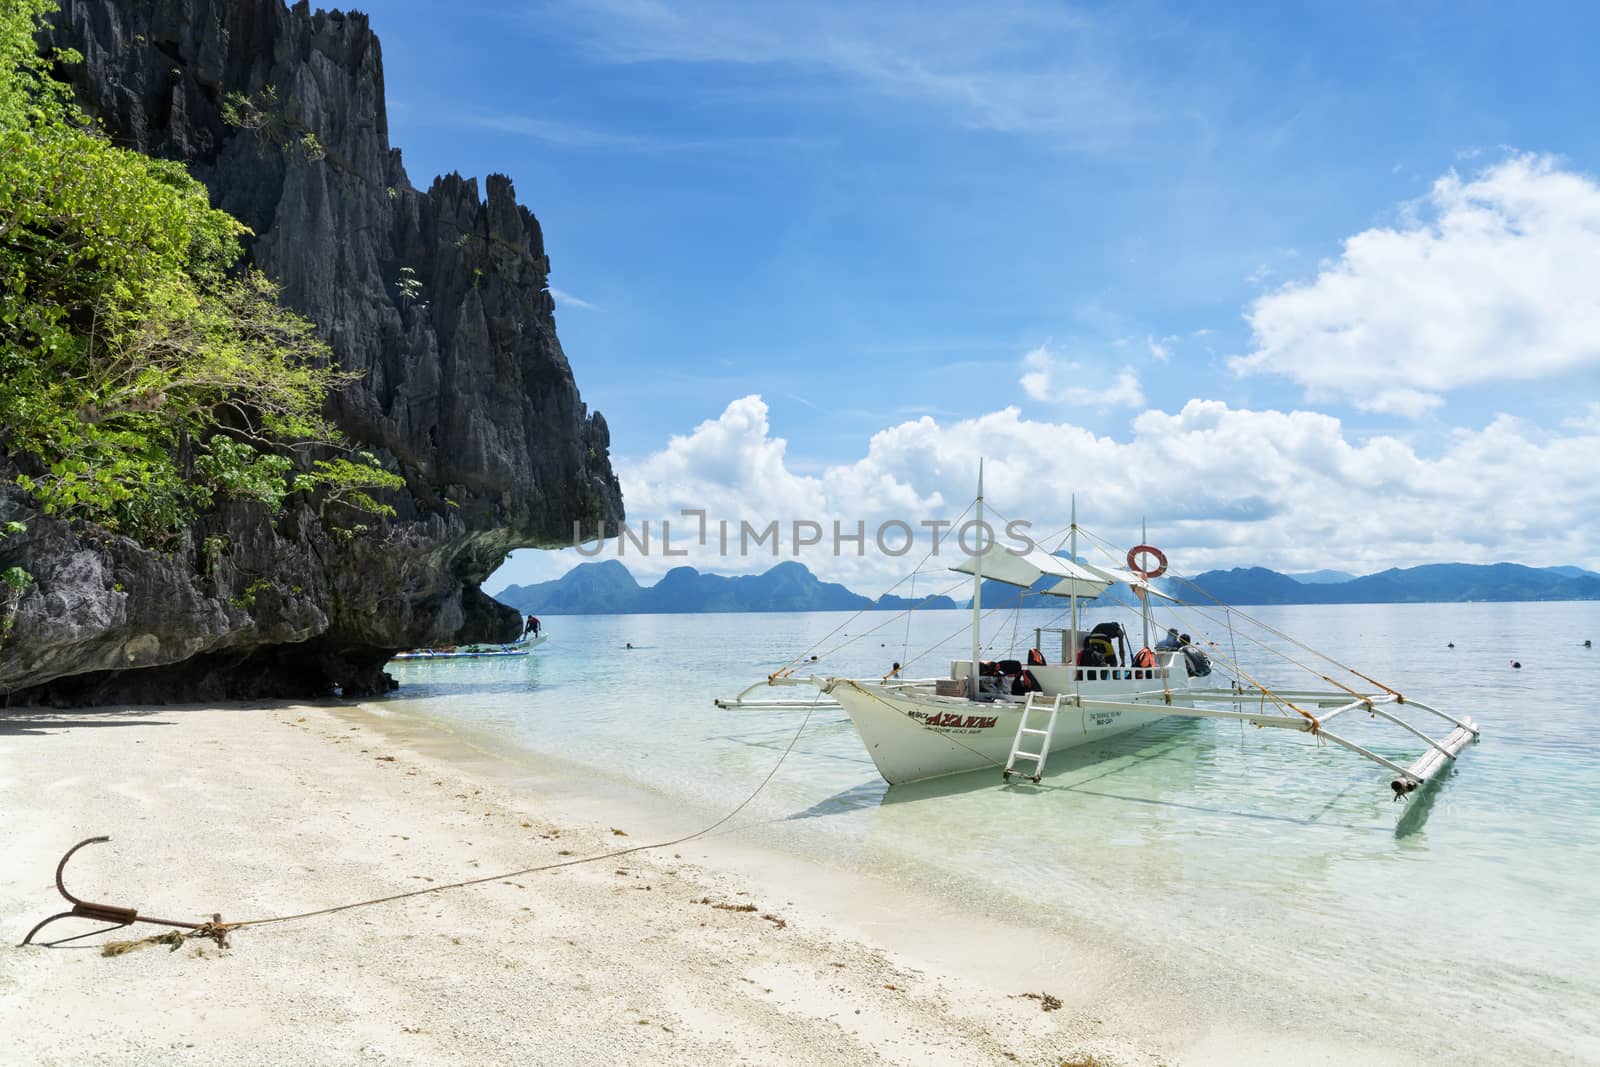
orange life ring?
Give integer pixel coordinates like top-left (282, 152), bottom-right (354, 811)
top-left (1126, 544), bottom-right (1168, 579)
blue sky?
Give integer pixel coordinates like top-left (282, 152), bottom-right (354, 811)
top-left (359, 1), bottom-right (1600, 590)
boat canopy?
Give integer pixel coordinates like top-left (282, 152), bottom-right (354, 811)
top-left (949, 545), bottom-right (1127, 599)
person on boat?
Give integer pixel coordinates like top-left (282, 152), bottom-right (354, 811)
top-left (1156, 627), bottom-right (1183, 651)
top-left (1179, 634), bottom-right (1212, 676)
top-left (524, 615), bottom-right (541, 637)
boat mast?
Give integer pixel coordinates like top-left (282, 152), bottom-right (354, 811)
top-left (1069, 495), bottom-right (1078, 690)
top-left (970, 460), bottom-right (984, 698)
top-left (1140, 516), bottom-right (1151, 653)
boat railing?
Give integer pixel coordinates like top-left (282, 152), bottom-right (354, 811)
top-left (1071, 666), bottom-right (1167, 683)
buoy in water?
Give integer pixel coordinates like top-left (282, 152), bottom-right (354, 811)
top-left (1510, 660), bottom-right (1522, 669)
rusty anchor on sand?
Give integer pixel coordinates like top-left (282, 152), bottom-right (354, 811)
top-left (21, 836), bottom-right (221, 948)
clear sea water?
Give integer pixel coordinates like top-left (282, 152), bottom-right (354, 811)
top-left (369, 601), bottom-right (1599, 1063)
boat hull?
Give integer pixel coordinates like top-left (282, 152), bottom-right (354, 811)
top-left (830, 678), bottom-right (1184, 786)
top-left (391, 634), bottom-right (548, 661)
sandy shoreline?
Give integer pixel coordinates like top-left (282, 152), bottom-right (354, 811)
top-left (0, 700), bottom-right (1171, 1066)
top-left (5, 697), bottom-right (1516, 1066)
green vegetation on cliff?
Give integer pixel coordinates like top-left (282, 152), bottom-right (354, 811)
top-left (0, 0), bottom-right (399, 544)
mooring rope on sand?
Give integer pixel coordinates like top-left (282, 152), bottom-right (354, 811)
top-left (25, 693), bottom-right (828, 956)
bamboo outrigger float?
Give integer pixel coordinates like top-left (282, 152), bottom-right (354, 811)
top-left (717, 467), bottom-right (1480, 798)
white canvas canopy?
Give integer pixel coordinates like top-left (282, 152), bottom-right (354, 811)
top-left (949, 545), bottom-right (1175, 601)
top-left (949, 545), bottom-right (1118, 599)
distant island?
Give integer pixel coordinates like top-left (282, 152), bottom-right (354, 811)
top-left (496, 560), bottom-right (959, 615)
top-left (495, 559), bottom-right (1600, 615)
top-left (1186, 562), bottom-right (1600, 605)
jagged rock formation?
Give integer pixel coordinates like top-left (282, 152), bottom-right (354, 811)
top-left (0, 0), bottom-right (622, 704)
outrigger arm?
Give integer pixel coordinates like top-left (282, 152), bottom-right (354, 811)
top-left (713, 677), bottom-right (842, 710)
top-left (1051, 687), bottom-right (1480, 798)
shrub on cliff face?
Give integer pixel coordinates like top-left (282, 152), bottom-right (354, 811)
top-left (0, 0), bottom-right (400, 544)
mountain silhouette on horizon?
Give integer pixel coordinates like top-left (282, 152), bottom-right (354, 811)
top-left (1185, 562), bottom-right (1600, 605)
top-left (494, 559), bottom-right (1600, 615)
top-left (496, 560), bottom-right (959, 616)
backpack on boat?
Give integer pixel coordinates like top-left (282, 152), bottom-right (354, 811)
top-left (1085, 633), bottom-right (1117, 665)
top-left (1011, 670), bottom-right (1041, 695)
top-left (1183, 646), bottom-right (1212, 677)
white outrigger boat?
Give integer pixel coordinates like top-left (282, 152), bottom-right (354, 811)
top-left (391, 633), bottom-right (549, 661)
top-left (717, 468), bottom-right (1479, 798)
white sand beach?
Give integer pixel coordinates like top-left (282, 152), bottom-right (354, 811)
top-left (0, 701), bottom-right (1181, 1066)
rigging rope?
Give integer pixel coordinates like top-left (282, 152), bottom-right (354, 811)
top-left (806, 573), bottom-right (971, 667)
top-left (1053, 524), bottom-right (1343, 727)
top-left (900, 564), bottom-right (917, 668)
top-left (896, 599), bottom-right (1024, 674)
top-left (83, 691), bottom-right (830, 947)
top-left (1160, 570), bottom-right (1402, 697)
top-left (1064, 523), bottom-right (1353, 692)
top-left (770, 500), bottom-right (975, 679)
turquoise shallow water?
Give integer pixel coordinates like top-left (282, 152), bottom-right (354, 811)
top-left (372, 601), bottom-right (1600, 1062)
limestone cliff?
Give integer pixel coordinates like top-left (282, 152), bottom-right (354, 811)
top-left (0, 0), bottom-right (622, 703)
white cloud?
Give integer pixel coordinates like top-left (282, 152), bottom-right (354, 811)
top-left (1087, 368), bottom-right (1145, 409)
top-left (1018, 345), bottom-right (1145, 409)
top-left (466, 114), bottom-right (650, 149)
top-left (531, 0), bottom-right (1146, 146)
top-left (546, 287), bottom-right (599, 310)
top-left (464, 113), bottom-right (813, 153)
top-left (1233, 154), bottom-right (1600, 415)
top-left (620, 395), bottom-right (831, 521)
top-left (1019, 346), bottom-right (1057, 401)
top-left (490, 393), bottom-right (1600, 593)
top-left (1562, 402), bottom-right (1600, 433)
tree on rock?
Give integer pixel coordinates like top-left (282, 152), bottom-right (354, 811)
top-left (0, 0), bottom-right (401, 544)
